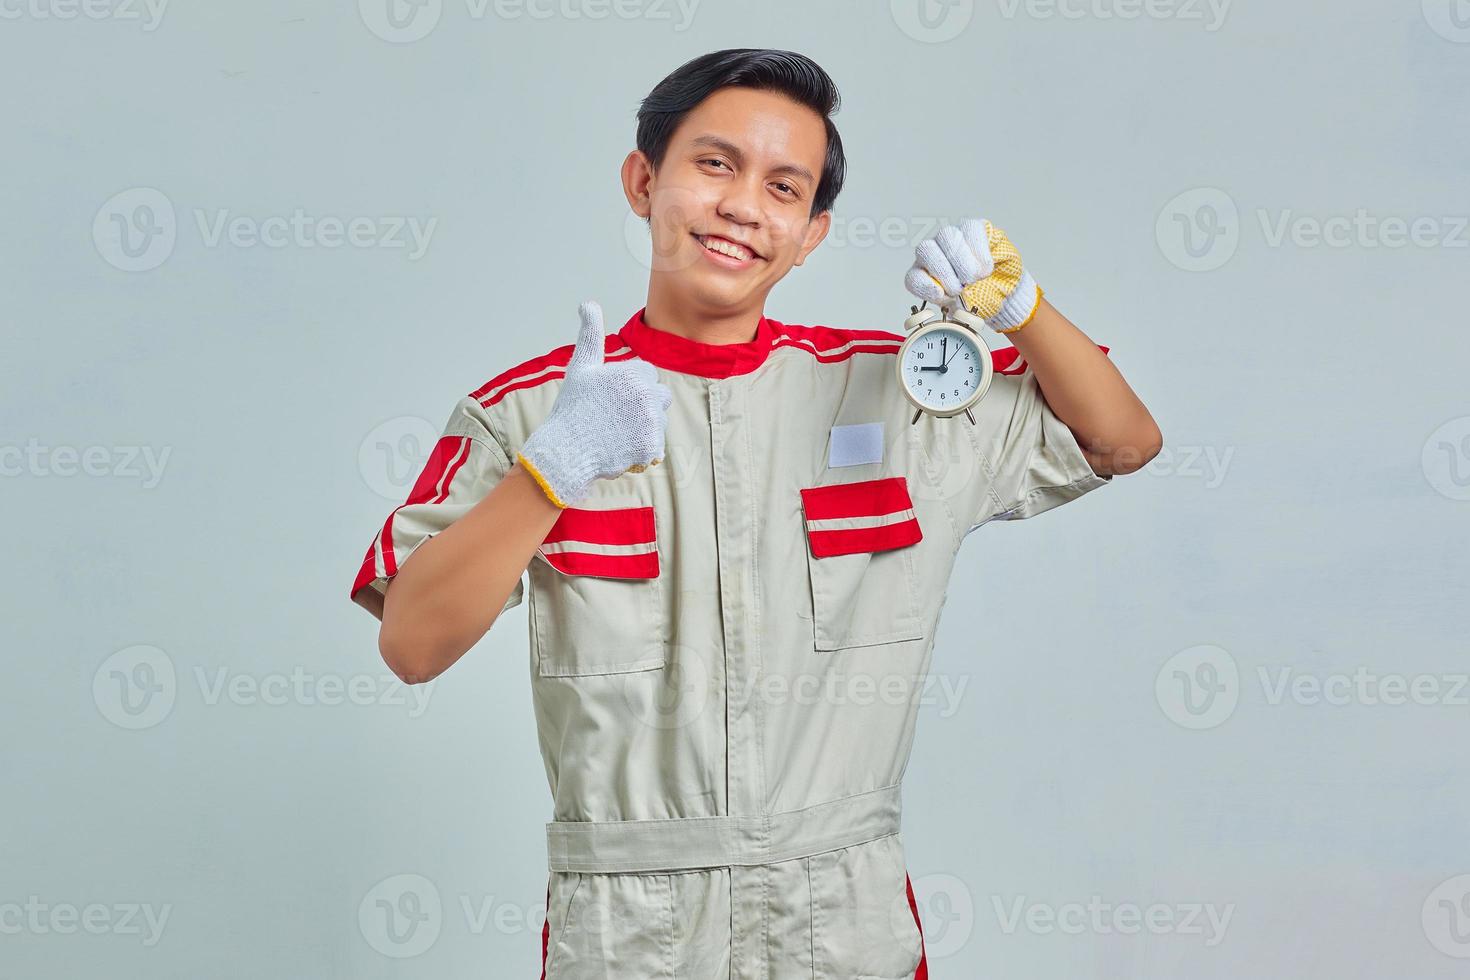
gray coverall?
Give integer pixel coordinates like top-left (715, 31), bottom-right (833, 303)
top-left (352, 307), bottom-right (1111, 978)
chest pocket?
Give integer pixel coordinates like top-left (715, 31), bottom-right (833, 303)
top-left (799, 476), bottom-right (925, 651)
top-left (529, 504), bottom-right (667, 677)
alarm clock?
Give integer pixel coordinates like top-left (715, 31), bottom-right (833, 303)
top-left (895, 300), bottom-right (995, 425)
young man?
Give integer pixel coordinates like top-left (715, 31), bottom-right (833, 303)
top-left (351, 48), bottom-right (1160, 980)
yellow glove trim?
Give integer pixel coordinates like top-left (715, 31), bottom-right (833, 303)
top-left (516, 452), bottom-right (569, 509)
top-left (959, 221), bottom-right (1025, 321)
top-left (995, 284), bottom-right (1044, 335)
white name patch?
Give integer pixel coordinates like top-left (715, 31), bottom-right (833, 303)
top-left (828, 422), bottom-right (885, 468)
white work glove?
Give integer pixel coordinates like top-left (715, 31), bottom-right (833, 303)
top-left (904, 218), bottom-right (1043, 334)
top-left (516, 301), bottom-right (673, 509)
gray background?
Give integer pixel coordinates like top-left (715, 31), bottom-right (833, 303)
top-left (4, 0), bottom-right (1467, 977)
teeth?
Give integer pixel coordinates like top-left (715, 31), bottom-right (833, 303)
top-left (699, 235), bottom-right (753, 261)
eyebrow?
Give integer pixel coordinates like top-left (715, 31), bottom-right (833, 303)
top-left (688, 134), bottom-right (816, 186)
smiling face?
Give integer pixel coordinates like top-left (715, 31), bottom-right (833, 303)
top-left (623, 86), bottom-right (832, 321)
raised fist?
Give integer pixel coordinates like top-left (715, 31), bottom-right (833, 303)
top-left (904, 218), bottom-right (1042, 334)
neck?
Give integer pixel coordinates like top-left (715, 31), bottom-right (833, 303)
top-left (643, 277), bottom-right (765, 345)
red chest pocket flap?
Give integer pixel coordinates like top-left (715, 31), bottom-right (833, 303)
top-left (537, 505), bottom-right (659, 578)
top-left (799, 476), bottom-right (923, 559)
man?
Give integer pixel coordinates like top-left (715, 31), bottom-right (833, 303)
top-left (351, 48), bottom-right (1160, 980)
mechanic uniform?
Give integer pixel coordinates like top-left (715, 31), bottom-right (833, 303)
top-left (350, 308), bottom-right (1112, 979)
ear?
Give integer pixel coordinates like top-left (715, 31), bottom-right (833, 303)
top-left (622, 150), bottom-right (655, 219)
top-left (792, 209), bottom-right (832, 267)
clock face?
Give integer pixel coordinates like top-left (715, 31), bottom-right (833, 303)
top-left (901, 326), bottom-right (985, 410)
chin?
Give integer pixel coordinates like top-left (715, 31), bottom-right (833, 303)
top-left (682, 271), bottom-right (757, 308)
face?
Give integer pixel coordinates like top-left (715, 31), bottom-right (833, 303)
top-left (623, 86), bottom-right (832, 315)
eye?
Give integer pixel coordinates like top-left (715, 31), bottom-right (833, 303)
top-left (773, 182), bottom-right (796, 196)
top-left (698, 157), bottom-right (731, 171)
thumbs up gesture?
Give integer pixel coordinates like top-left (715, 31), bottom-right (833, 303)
top-left (517, 301), bottom-right (674, 509)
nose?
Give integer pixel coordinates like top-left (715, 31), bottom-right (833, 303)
top-left (716, 174), bottom-right (763, 229)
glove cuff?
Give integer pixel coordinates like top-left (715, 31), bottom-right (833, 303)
top-left (518, 423), bottom-right (601, 509)
top-left (516, 453), bottom-right (570, 509)
top-left (989, 269), bottom-right (1043, 334)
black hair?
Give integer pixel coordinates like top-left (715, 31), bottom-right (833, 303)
top-left (635, 48), bottom-right (847, 216)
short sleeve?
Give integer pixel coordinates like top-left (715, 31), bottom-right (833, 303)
top-left (961, 351), bottom-right (1112, 534)
top-left (349, 395), bottom-right (525, 613)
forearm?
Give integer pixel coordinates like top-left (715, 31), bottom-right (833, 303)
top-left (378, 460), bottom-right (560, 683)
top-left (1005, 297), bottom-right (1162, 476)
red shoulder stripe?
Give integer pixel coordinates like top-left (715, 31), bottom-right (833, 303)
top-left (470, 337), bottom-right (636, 408)
top-left (769, 322), bottom-right (905, 363)
top-left (350, 434), bottom-right (472, 597)
top-left (768, 319), bottom-right (1109, 376)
